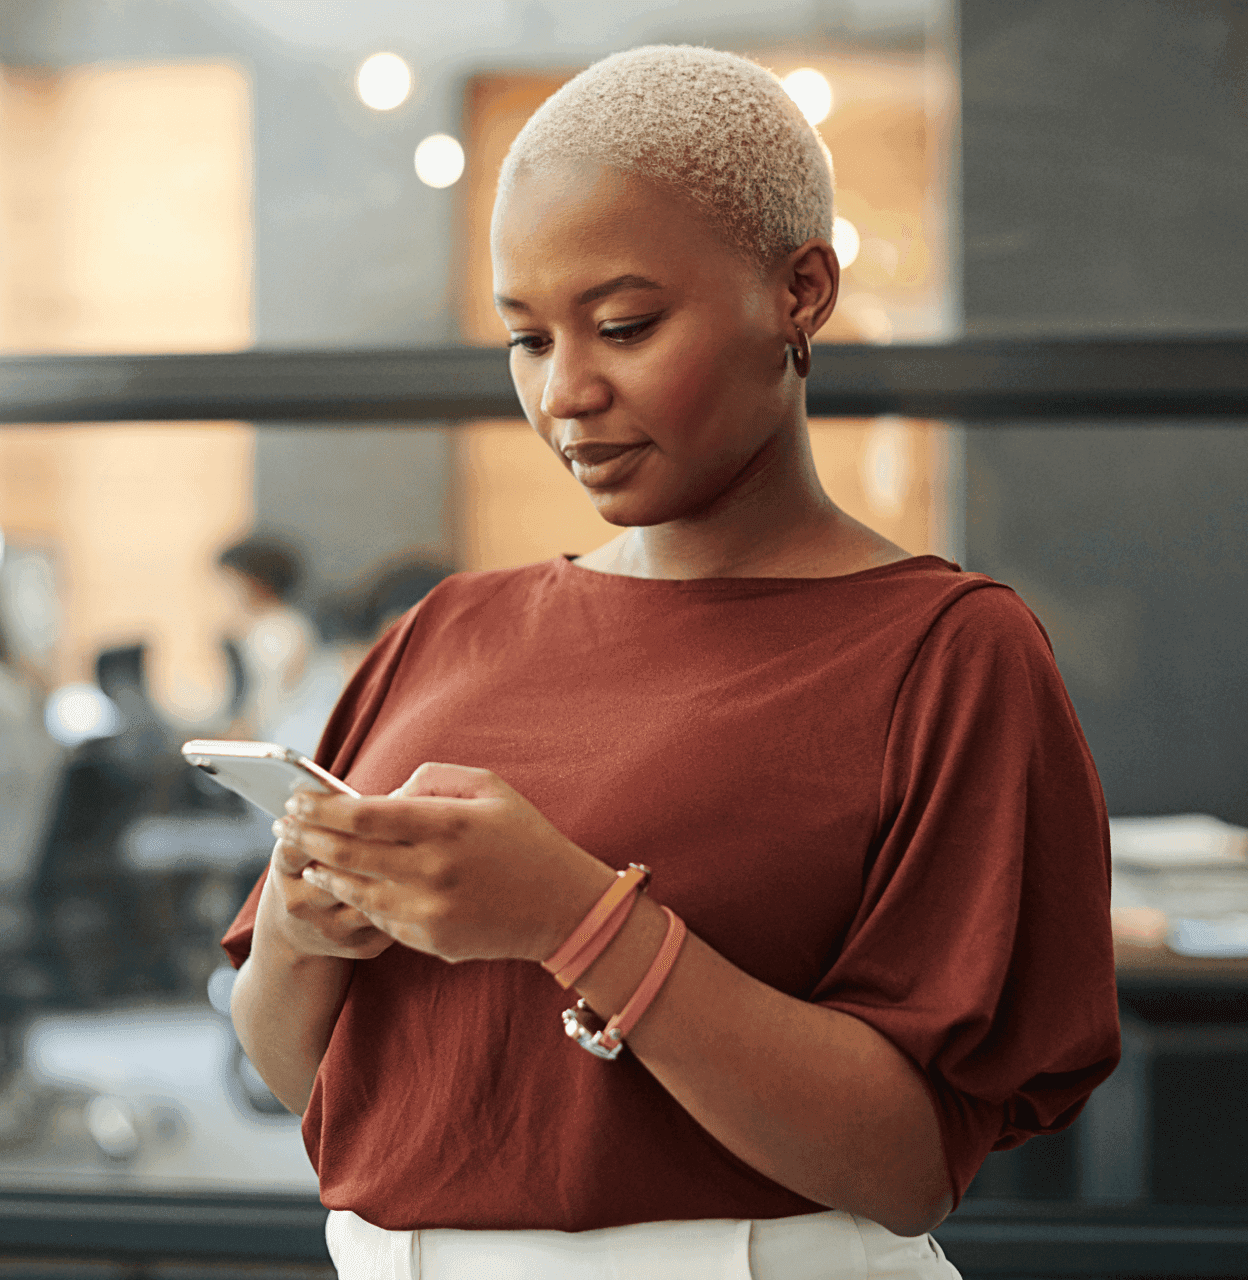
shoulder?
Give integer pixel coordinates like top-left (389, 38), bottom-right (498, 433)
top-left (877, 570), bottom-right (1068, 723)
top-left (879, 573), bottom-right (1102, 818)
top-left (952, 580), bottom-right (1049, 635)
top-left (886, 576), bottom-right (1088, 771)
top-left (965, 585), bottom-right (1056, 660)
top-left (895, 566), bottom-right (1054, 659)
top-left (393, 558), bottom-right (568, 628)
top-left (312, 558), bottom-right (573, 774)
top-left (834, 557), bottom-right (1050, 664)
top-left (358, 558), bottom-right (579, 677)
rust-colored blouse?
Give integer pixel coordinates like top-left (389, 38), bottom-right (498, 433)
top-left (222, 554), bottom-right (1120, 1231)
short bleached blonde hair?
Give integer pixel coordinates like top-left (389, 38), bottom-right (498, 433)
top-left (495, 44), bottom-right (835, 271)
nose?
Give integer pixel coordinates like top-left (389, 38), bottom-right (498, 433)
top-left (539, 340), bottom-right (611, 422)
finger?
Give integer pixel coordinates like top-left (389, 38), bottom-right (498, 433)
top-left (271, 822), bottom-right (368, 890)
top-left (302, 864), bottom-right (408, 918)
top-left (286, 875), bottom-right (348, 914)
top-left (286, 788), bottom-right (483, 846)
top-left (284, 819), bottom-right (432, 883)
top-left (272, 835), bottom-right (357, 910)
top-left (331, 902), bottom-right (380, 932)
top-left (271, 830), bottom-right (315, 877)
top-left (285, 791), bottom-right (425, 843)
top-left (322, 901), bottom-right (389, 943)
top-left (395, 761), bottom-right (506, 800)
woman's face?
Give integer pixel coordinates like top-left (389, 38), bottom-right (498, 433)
top-left (491, 163), bottom-right (808, 529)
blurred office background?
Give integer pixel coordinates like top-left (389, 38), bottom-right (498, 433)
top-left (0, 0), bottom-right (1245, 1275)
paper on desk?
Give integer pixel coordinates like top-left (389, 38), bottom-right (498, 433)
top-left (1108, 813), bottom-right (1248, 868)
top-left (1168, 913), bottom-right (1248, 959)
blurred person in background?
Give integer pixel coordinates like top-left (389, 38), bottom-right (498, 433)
top-left (0, 565), bottom-right (64, 1081)
top-left (222, 46), bottom-right (1119, 1279)
top-left (0, 544), bottom-right (63, 946)
top-left (216, 535), bottom-right (327, 755)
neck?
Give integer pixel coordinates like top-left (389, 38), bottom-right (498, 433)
top-left (596, 420), bottom-right (855, 580)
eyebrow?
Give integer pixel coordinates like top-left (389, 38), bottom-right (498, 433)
top-left (494, 273), bottom-right (664, 313)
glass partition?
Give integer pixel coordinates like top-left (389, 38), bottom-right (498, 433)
top-left (2, 5), bottom-right (1247, 1275)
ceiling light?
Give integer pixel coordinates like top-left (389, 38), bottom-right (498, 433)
top-left (833, 216), bottom-right (861, 269)
top-left (781, 68), bottom-right (833, 126)
top-left (414, 134), bottom-right (465, 189)
top-left (356, 53), bottom-right (412, 111)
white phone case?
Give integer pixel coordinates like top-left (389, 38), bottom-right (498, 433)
top-left (181, 739), bottom-right (359, 818)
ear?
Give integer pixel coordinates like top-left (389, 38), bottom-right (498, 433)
top-left (784, 237), bottom-right (839, 341)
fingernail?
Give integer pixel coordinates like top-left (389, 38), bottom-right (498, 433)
top-left (284, 796), bottom-right (301, 815)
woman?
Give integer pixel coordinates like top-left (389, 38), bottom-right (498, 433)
top-left (223, 45), bottom-right (1120, 1279)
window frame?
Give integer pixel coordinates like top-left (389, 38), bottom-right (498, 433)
top-left (1, 337), bottom-right (1245, 425)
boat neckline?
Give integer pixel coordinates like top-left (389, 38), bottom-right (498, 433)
top-left (556, 552), bottom-right (962, 588)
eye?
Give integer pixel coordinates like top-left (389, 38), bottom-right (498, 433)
top-left (505, 334), bottom-right (549, 354)
top-left (600, 315), bottom-right (660, 343)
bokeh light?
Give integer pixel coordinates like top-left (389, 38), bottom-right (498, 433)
top-left (839, 293), bottom-right (894, 344)
top-left (356, 53), bottom-right (413, 111)
top-left (414, 134), bottom-right (465, 189)
top-left (84, 1096), bottom-right (141, 1161)
top-left (43, 682), bottom-right (122, 746)
top-left (207, 965), bottom-right (237, 1015)
top-left (781, 68), bottom-right (834, 126)
top-left (832, 216), bottom-right (861, 269)
top-left (861, 417), bottom-right (911, 517)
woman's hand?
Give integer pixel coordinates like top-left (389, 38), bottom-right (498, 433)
top-left (273, 763), bottom-right (615, 964)
top-left (263, 830), bottom-right (395, 961)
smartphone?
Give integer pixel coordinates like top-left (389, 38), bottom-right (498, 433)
top-left (181, 739), bottom-right (359, 818)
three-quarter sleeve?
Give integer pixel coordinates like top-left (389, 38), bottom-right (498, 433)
top-left (813, 585), bottom-right (1121, 1206)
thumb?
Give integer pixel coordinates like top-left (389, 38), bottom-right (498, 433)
top-left (390, 761), bottom-right (507, 800)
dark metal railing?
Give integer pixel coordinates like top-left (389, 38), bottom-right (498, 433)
top-left (1, 336), bottom-right (1245, 425)
top-left (3, 1189), bottom-right (1248, 1277)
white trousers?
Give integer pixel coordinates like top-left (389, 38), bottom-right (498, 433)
top-left (325, 1206), bottom-right (963, 1280)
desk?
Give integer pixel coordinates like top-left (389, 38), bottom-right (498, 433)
top-left (971, 943), bottom-right (1248, 1203)
top-left (1115, 939), bottom-right (1248, 990)
top-left (1074, 942), bottom-right (1248, 1203)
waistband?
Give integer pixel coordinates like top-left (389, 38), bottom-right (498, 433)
top-left (325, 1207), bottom-right (962, 1279)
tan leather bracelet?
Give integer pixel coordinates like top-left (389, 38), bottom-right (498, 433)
top-left (561, 907), bottom-right (687, 1061)
top-left (552, 890), bottom-right (638, 989)
top-left (541, 863), bottom-right (651, 981)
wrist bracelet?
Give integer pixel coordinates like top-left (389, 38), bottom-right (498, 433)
top-left (562, 906), bottom-right (687, 1061)
top-left (542, 863), bottom-right (650, 983)
top-left (552, 890), bottom-right (637, 989)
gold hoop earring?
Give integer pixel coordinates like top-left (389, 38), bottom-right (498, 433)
top-left (791, 328), bottom-right (812, 379)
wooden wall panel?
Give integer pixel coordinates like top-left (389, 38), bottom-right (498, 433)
top-left (0, 63), bottom-right (253, 703)
top-left (454, 420), bottom-right (617, 570)
top-left (459, 72), bottom-right (571, 351)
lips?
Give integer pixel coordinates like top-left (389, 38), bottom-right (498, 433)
top-left (562, 441), bottom-right (651, 489)
top-left (562, 441), bottom-right (645, 466)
